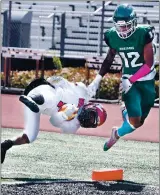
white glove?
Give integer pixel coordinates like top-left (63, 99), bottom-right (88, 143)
top-left (60, 104), bottom-right (78, 121)
top-left (122, 78), bottom-right (133, 94)
top-left (87, 74), bottom-right (102, 98)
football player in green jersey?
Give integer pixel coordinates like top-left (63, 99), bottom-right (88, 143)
top-left (88, 4), bottom-right (156, 151)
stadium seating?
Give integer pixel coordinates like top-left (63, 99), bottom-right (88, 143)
top-left (1, 0), bottom-right (159, 57)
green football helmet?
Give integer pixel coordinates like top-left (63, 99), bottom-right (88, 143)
top-left (113, 4), bottom-right (137, 39)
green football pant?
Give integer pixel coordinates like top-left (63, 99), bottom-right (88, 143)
top-left (122, 79), bottom-right (156, 119)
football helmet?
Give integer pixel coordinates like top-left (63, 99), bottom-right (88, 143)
top-left (113, 4), bottom-right (137, 39)
top-left (77, 103), bottom-right (107, 128)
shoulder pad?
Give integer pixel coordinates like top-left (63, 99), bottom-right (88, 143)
top-left (145, 25), bottom-right (155, 44)
top-left (137, 25), bottom-right (155, 44)
top-left (104, 27), bottom-right (116, 48)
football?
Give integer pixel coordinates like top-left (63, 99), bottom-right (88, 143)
top-left (58, 104), bottom-right (78, 121)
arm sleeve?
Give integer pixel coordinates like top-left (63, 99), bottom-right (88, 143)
top-left (49, 112), bottom-right (80, 134)
top-left (49, 112), bottom-right (66, 128)
top-left (59, 117), bottom-right (80, 134)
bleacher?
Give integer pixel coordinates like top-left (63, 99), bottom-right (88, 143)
top-left (1, 0), bottom-right (159, 57)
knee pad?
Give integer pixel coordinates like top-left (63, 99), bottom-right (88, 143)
top-left (30, 94), bottom-right (44, 105)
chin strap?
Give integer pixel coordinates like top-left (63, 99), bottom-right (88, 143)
top-left (129, 64), bottom-right (151, 83)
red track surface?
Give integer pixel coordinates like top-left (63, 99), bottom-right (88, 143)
top-left (1, 94), bottom-right (159, 143)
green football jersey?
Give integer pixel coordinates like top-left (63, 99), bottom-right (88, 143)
top-left (104, 25), bottom-right (156, 80)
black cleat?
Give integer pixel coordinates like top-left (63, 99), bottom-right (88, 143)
top-left (1, 140), bottom-right (13, 164)
top-left (19, 95), bottom-right (39, 113)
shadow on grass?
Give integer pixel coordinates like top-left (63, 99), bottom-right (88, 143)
top-left (93, 180), bottom-right (145, 193)
top-left (2, 177), bottom-right (145, 193)
top-left (1, 177), bottom-right (73, 183)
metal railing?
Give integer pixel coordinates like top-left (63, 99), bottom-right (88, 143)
top-left (1, 1), bottom-right (159, 58)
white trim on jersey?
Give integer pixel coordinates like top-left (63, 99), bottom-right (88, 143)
top-left (123, 68), bottom-right (156, 81)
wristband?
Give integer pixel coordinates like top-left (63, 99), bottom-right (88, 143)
top-left (129, 64), bottom-right (150, 83)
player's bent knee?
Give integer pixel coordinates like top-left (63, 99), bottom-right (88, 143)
top-left (30, 94), bottom-right (44, 105)
top-left (140, 117), bottom-right (146, 125)
top-left (129, 117), bottom-right (142, 128)
top-left (133, 123), bottom-right (142, 128)
top-left (23, 130), bottom-right (39, 143)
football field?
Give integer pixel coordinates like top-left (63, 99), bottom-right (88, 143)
top-left (1, 128), bottom-right (159, 195)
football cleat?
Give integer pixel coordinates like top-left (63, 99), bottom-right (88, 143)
top-left (19, 95), bottom-right (39, 113)
top-left (1, 140), bottom-right (13, 164)
top-left (103, 127), bottom-right (119, 151)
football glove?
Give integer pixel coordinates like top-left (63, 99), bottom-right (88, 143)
top-left (87, 74), bottom-right (102, 98)
top-left (122, 78), bottom-right (133, 94)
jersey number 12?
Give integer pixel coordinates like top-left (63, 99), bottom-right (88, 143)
top-left (119, 52), bottom-right (143, 68)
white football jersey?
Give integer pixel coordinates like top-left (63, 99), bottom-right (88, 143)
top-left (54, 81), bottom-right (90, 108)
top-left (27, 76), bottom-right (90, 134)
top-left (47, 76), bottom-right (90, 106)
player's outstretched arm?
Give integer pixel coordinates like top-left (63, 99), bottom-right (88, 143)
top-left (87, 48), bottom-right (116, 97)
top-left (49, 104), bottom-right (79, 128)
top-left (59, 117), bottom-right (80, 134)
top-left (99, 48), bottom-right (117, 77)
top-left (50, 104), bottom-right (80, 134)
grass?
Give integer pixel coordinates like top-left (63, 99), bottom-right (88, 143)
top-left (1, 128), bottom-right (159, 186)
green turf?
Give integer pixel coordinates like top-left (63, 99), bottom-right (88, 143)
top-left (1, 128), bottom-right (159, 186)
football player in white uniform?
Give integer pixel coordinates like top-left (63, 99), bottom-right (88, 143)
top-left (1, 76), bottom-right (107, 164)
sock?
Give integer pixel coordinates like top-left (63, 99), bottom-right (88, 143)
top-left (117, 119), bottom-right (136, 137)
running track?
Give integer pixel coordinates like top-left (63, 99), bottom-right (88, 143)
top-left (1, 94), bottom-right (159, 143)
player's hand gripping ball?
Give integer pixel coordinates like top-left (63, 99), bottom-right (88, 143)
top-left (59, 104), bottom-right (79, 121)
